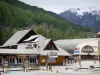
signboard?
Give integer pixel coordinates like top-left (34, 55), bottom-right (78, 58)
top-left (25, 43), bottom-right (33, 49)
top-left (48, 52), bottom-right (57, 56)
top-left (48, 58), bottom-right (56, 62)
top-left (47, 52), bottom-right (57, 63)
top-left (74, 50), bottom-right (80, 54)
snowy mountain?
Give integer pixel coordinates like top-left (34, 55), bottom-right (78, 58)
top-left (59, 7), bottom-right (100, 31)
top-left (68, 7), bottom-right (100, 16)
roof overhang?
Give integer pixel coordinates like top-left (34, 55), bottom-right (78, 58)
top-left (0, 49), bottom-right (39, 55)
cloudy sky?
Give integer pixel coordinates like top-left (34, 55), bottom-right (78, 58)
top-left (19, 0), bottom-right (100, 14)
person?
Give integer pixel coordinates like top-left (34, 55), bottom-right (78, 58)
top-left (74, 57), bottom-right (77, 63)
top-left (3, 59), bottom-right (9, 73)
top-left (45, 59), bottom-right (48, 71)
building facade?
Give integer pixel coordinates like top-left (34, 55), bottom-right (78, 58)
top-left (74, 40), bottom-right (100, 68)
top-left (0, 29), bottom-right (70, 68)
top-left (55, 38), bottom-right (100, 68)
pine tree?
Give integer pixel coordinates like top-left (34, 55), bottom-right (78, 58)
top-left (65, 27), bottom-right (74, 39)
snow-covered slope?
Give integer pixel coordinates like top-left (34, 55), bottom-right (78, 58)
top-left (59, 7), bottom-right (100, 31)
top-left (67, 7), bottom-right (100, 16)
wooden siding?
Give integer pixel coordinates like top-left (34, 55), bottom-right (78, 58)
top-left (39, 56), bottom-right (64, 65)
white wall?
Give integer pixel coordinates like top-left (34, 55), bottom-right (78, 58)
top-left (80, 60), bottom-right (100, 68)
top-left (76, 40), bottom-right (98, 54)
top-left (74, 40), bottom-right (99, 68)
top-left (17, 43), bottom-right (37, 50)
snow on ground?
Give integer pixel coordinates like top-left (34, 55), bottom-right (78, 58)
top-left (2, 70), bottom-right (100, 75)
top-left (3, 71), bottom-right (29, 75)
top-left (0, 65), bottom-right (100, 75)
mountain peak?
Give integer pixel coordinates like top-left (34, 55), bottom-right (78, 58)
top-left (59, 7), bottom-right (100, 31)
top-left (66, 7), bottom-right (100, 16)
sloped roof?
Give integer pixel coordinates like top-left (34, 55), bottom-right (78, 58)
top-left (54, 38), bottom-right (100, 54)
top-left (97, 31), bottom-right (100, 35)
top-left (24, 35), bottom-right (48, 50)
top-left (37, 36), bottom-right (70, 56)
top-left (96, 31), bottom-right (100, 38)
top-left (57, 46), bottom-right (70, 56)
top-left (24, 35), bottom-right (47, 42)
top-left (3, 29), bottom-right (36, 46)
top-left (39, 46), bottom-right (70, 56)
top-left (24, 35), bottom-right (70, 56)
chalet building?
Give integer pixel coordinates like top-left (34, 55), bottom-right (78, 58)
top-left (0, 29), bottom-right (70, 68)
top-left (55, 38), bottom-right (100, 68)
top-left (96, 31), bottom-right (100, 38)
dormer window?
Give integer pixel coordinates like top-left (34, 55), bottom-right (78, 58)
top-left (44, 40), bottom-right (58, 50)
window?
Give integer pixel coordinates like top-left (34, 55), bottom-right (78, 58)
top-left (81, 45), bottom-right (94, 53)
top-left (44, 40), bottom-right (58, 50)
top-left (17, 58), bottom-right (23, 64)
top-left (44, 45), bottom-right (58, 50)
top-left (45, 45), bottom-right (52, 50)
top-left (9, 58), bottom-right (15, 64)
top-left (48, 58), bottom-right (56, 62)
top-left (81, 55), bottom-right (94, 60)
top-left (8, 58), bottom-right (15, 66)
top-left (29, 57), bottom-right (37, 64)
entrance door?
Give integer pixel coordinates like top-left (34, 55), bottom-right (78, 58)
top-left (8, 58), bottom-right (15, 67)
top-left (81, 55), bottom-right (99, 68)
top-left (17, 58), bottom-right (23, 66)
top-left (29, 56), bottom-right (37, 65)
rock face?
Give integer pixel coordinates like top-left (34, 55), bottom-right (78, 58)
top-left (59, 7), bottom-right (100, 31)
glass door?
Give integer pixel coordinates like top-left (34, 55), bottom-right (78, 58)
top-left (17, 58), bottom-right (23, 66)
top-left (29, 56), bottom-right (37, 65)
top-left (8, 58), bottom-right (15, 67)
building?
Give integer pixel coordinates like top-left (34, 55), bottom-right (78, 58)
top-left (96, 31), bottom-right (100, 38)
top-left (0, 29), bottom-right (70, 68)
top-left (55, 38), bottom-right (100, 68)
